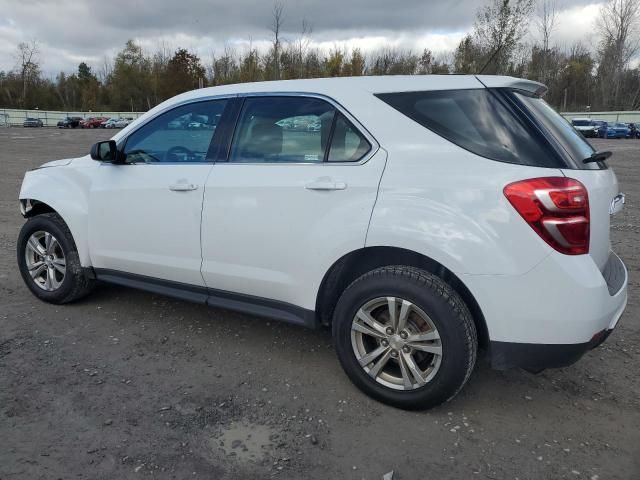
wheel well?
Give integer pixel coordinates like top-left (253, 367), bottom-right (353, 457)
top-left (22, 199), bottom-right (57, 218)
top-left (315, 247), bottom-right (489, 349)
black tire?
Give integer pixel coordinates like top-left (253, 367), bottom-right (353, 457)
top-left (332, 266), bottom-right (477, 410)
top-left (17, 213), bottom-right (94, 304)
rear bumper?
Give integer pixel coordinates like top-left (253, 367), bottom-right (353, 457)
top-left (462, 251), bottom-right (628, 371)
top-left (489, 328), bottom-right (613, 372)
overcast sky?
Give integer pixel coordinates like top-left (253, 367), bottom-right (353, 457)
top-left (0, 0), bottom-right (605, 77)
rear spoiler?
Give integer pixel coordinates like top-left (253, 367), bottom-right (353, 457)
top-left (475, 75), bottom-right (548, 97)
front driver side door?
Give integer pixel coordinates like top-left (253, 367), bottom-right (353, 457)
top-left (89, 98), bottom-right (230, 287)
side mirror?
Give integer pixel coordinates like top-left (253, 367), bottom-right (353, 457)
top-left (90, 140), bottom-right (123, 162)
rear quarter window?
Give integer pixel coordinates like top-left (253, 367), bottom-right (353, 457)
top-left (375, 89), bottom-right (565, 168)
top-left (514, 92), bottom-right (601, 170)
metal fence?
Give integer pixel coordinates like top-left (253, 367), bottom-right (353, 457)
top-left (0, 108), bottom-right (145, 127)
top-left (560, 111), bottom-right (640, 123)
top-left (3, 107), bottom-right (640, 128)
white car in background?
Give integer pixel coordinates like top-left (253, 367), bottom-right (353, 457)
top-left (16, 76), bottom-right (628, 409)
top-left (101, 118), bottom-right (119, 129)
top-left (571, 118), bottom-right (599, 138)
top-left (114, 118), bottom-right (133, 128)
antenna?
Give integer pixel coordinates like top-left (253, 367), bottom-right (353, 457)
top-left (478, 42), bottom-right (504, 75)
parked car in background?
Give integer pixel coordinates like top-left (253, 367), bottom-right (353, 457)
top-left (592, 120), bottom-right (605, 137)
top-left (596, 121), bottom-right (615, 138)
top-left (101, 118), bottom-right (120, 129)
top-left (307, 121), bottom-right (321, 132)
top-left (611, 122), bottom-right (631, 138)
top-left (114, 118), bottom-right (134, 128)
top-left (168, 114), bottom-right (191, 130)
top-left (57, 117), bottom-right (82, 128)
top-left (23, 118), bottom-right (43, 128)
top-left (17, 76), bottom-right (628, 410)
top-left (81, 117), bottom-right (107, 129)
top-left (627, 123), bottom-right (640, 138)
top-left (571, 118), bottom-right (598, 138)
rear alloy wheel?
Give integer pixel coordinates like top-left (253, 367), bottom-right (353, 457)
top-left (351, 296), bottom-right (443, 390)
top-left (333, 266), bottom-right (477, 410)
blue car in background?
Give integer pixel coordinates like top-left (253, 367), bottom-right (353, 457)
top-left (611, 122), bottom-right (631, 138)
top-left (596, 121), bottom-right (630, 138)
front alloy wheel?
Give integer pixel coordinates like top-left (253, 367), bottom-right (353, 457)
top-left (17, 212), bottom-right (94, 304)
top-left (24, 231), bottom-right (66, 291)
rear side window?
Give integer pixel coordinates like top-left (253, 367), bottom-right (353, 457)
top-left (230, 97), bottom-right (335, 163)
top-left (375, 89), bottom-right (563, 168)
top-left (228, 96), bottom-right (371, 163)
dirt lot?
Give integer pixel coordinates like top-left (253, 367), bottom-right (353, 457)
top-left (0, 128), bottom-right (638, 480)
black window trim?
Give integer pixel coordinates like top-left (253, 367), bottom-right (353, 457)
top-left (116, 92), bottom-right (378, 166)
top-left (218, 92), bottom-right (378, 166)
top-left (375, 88), bottom-right (570, 170)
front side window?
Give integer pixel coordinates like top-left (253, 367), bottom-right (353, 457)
top-left (123, 99), bottom-right (228, 163)
top-left (230, 97), bottom-right (335, 163)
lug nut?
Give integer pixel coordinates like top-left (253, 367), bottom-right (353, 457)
top-left (385, 327), bottom-right (394, 335)
top-left (381, 339), bottom-right (389, 347)
top-left (390, 350), bottom-right (398, 357)
top-left (400, 331), bottom-right (408, 340)
top-left (402, 346), bottom-right (411, 354)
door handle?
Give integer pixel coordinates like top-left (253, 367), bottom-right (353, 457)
top-left (305, 178), bottom-right (347, 191)
top-left (169, 183), bottom-right (198, 192)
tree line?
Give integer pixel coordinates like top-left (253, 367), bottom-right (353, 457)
top-left (2, 0), bottom-right (640, 113)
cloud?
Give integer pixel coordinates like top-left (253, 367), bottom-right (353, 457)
top-left (0, 0), bottom-right (606, 77)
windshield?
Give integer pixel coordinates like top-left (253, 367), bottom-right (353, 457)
top-left (572, 120), bottom-right (591, 127)
top-left (514, 92), bottom-right (602, 170)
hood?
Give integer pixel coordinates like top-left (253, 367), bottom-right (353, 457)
top-left (34, 158), bottom-right (74, 170)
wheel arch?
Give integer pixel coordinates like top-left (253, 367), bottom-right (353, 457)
top-left (315, 246), bottom-right (489, 349)
top-left (21, 198), bottom-right (57, 218)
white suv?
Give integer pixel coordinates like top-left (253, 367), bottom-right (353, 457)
top-left (17, 76), bottom-right (628, 409)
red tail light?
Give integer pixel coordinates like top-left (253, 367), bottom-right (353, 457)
top-left (503, 177), bottom-right (589, 255)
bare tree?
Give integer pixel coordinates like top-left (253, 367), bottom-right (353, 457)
top-left (294, 19), bottom-right (312, 77)
top-left (270, 2), bottom-right (285, 80)
top-left (535, 0), bottom-right (558, 83)
top-left (14, 40), bottom-right (39, 107)
top-left (596, 0), bottom-right (640, 107)
top-left (537, 0), bottom-right (558, 51)
top-left (99, 55), bottom-right (113, 84)
top-left (474, 0), bottom-right (535, 74)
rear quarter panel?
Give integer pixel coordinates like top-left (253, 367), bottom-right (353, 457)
top-left (366, 132), bottom-right (561, 277)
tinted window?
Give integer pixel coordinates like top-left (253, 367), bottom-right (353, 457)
top-left (572, 120), bottom-right (591, 126)
top-left (124, 99), bottom-right (227, 163)
top-left (514, 92), bottom-right (599, 169)
top-left (229, 97), bottom-right (335, 163)
top-left (328, 113), bottom-right (371, 162)
top-left (376, 89), bottom-right (563, 168)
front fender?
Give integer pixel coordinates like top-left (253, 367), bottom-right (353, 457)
top-left (19, 162), bottom-right (94, 267)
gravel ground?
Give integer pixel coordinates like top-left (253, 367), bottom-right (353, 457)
top-left (0, 128), bottom-right (638, 480)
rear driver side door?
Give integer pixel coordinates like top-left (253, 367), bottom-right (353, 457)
top-left (200, 95), bottom-right (387, 312)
